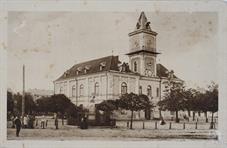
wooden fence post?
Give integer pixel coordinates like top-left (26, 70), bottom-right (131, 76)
top-left (169, 122), bottom-right (172, 129)
top-left (143, 121), bottom-right (145, 129)
top-left (183, 122), bottom-right (185, 129)
top-left (155, 121), bottom-right (157, 129)
top-left (195, 122), bottom-right (197, 129)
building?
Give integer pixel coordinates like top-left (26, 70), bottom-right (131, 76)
top-left (54, 12), bottom-right (183, 119)
top-left (27, 88), bottom-right (54, 101)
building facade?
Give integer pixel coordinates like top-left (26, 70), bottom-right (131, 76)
top-left (54, 12), bottom-right (182, 119)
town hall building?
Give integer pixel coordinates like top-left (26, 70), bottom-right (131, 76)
top-left (54, 12), bottom-right (183, 119)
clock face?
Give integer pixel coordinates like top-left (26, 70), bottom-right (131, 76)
top-left (145, 69), bottom-right (153, 77)
top-left (143, 35), bottom-right (155, 49)
top-left (146, 61), bottom-right (153, 70)
top-left (145, 39), bottom-right (153, 48)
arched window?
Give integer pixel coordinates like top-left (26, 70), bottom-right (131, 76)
top-left (134, 61), bottom-right (137, 72)
top-left (139, 86), bottom-right (142, 95)
top-left (121, 82), bottom-right (127, 95)
top-left (79, 84), bottom-right (84, 96)
top-left (94, 82), bottom-right (99, 96)
top-left (147, 85), bottom-right (152, 97)
top-left (156, 87), bottom-right (159, 97)
top-left (72, 85), bottom-right (76, 97)
top-left (60, 87), bottom-right (63, 94)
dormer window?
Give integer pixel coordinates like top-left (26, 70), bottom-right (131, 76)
top-left (84, 65), bottom-right (91, 73)
top-left (85, 65), bottom-right (91, 70)
top-left (120, 62), bottom-right (130, 72)
top-left (77, 67), bottom-right (82, 71)
top-left (63, 70), bottom-right (69, 77)
top-left (76, 67), bottom-right (82, 75)
top-left (100, 62), bottom-right (106, 71)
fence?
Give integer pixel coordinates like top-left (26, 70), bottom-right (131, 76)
top-left (119, 119), bottom-right (218, 130)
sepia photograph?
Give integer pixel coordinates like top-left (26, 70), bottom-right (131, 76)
top-left (1, 1), bottom-right (227, 148)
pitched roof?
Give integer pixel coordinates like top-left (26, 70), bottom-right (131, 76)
top-left (156, 63), bottom-right (178, 79)
top-left (55, 56), bottom-right (179, 81)
top-left (55, 56), bottom-right (120, 81)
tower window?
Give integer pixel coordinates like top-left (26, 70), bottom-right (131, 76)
top-left (134, 61), bottom-right (137, 72)
top-left (139, 86), bottom-right (142, 95)
top-left (147, 85), bottom-right (152, 97)
top-left (121, 82), bottom-right (127, 95)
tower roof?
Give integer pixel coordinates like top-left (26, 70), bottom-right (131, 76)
top-left (129, 11), bottom-right (157, 36)
top-left (136, 11), bottom-right (151, 31)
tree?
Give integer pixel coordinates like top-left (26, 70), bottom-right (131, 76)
top-left (117, 93), bottom-right (153, 129)
top-left (36, 96), bottom-right (50, 114)
top-left (96, 100), bottom-right (117, 112)
top-left (182, 88), bottom-right (197, 117)
top-left (13, 92), bottom-right (36, 115)
top-left (7, 91), bottom-right (14, 113)
top-left (158, 81), bottom-right (185, 123)
top-left (36, 94), bottom-right (79, 125)
top-left (96, 100), bottom-right (118, 124)
top-left (205, 83), bottom-right (218, 129)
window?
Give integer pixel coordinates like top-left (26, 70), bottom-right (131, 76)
top-left (121, 82), bottom-right (127, 95)
top-left (147, 85), bottom-right (152, 97)
top-left (94, 82), bottom-right (99, 96)
top-left (134, 61), bottom-right (137, 72)
top-left (76, 67), bottom-right (82, 75)
top-left (79, 84), bottom-right (84, 96)
top-left (156, 87), bottom-right (159, 97)
top-left (84, 65), bottom-right (91, 74)
top-left (139, 86), bottom-right (142, 95)
top-left (64, 83), bottom-right (67, 94)
top-left (100, 62), bottom-right (106, 71)
top-left (72, 85), bottom-right (76, 97)
top-left (60, 87), bottom-right (63, 94)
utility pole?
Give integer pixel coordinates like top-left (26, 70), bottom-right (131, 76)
top-left (159, 76), bottom-right (162, 119)
top-left (22, 65), bottom-right (25, 124)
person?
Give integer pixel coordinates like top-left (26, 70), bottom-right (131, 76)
top-left (23, 115), bottom-right (28, 128)
top-left (27, 115), bottom-right (31, 128)
top-left (46, 119), bottom-right (48, 128)
top-left (41, 115), bottom-right (45, 129)
top-left (83, 116), bottom-right (88, 129)
top-left (14, 116), bottom-right (21, 137)
top-left (80, 117), bottom-right (84, 129)
top-left (35, 116), bottom-right (38, 127)
top-left (11, 115), bottom-right (15, 128)
top-left (30, 115), bottom-right (35, 129)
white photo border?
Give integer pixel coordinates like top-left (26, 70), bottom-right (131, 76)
top-left (0, 0), bottom-right (227, 148)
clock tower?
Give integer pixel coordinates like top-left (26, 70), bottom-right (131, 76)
top-left (127, 12), bottom-right (160, 77)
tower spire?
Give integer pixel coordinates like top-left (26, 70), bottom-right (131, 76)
top-left (136, 11), bottom-right (151, 31)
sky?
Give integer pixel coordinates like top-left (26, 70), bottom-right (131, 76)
top-left (7, 11), bottom-right (218, 92)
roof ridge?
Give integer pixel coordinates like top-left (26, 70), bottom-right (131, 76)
top-left (72, 55), bottom-right (114, 67)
